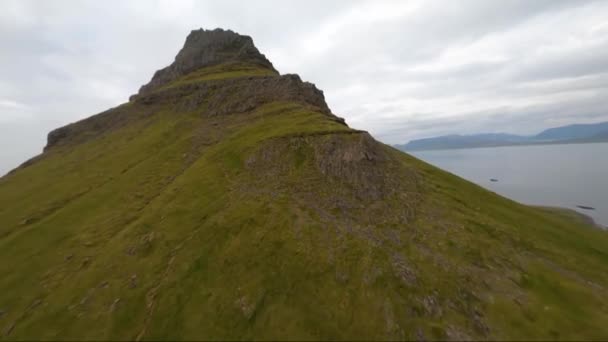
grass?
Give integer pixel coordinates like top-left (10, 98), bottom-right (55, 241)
top-left (157, 62), bottom-right (278, 91)
top-left (0, 62), bottom-right (607, 340)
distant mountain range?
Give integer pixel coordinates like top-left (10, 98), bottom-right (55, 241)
top-left (397, 121), bottom-right (608, 151)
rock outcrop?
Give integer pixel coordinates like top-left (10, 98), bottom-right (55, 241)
top-left (137, 74), bottom-right (333, 116)
top-left (134, 28), bottom-right (276, 97)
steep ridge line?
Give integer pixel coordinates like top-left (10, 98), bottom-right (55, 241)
top-left (43, 70), bottom-right (337, 154)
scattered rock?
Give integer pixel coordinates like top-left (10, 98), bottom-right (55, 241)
top-left (335, 268), bottom-right (349, 284)
top-left (29, 299), bottom-right (42, 309)
top-left (445, 325), bottom-right (471, 341)
top-left (80, 257), bottom-right (91, 269)
top-left (382, 299), bottom-right (404, 338)
top-left (110, 298), bottom-right (121, 312)
top-left (363, 265), bottom-right (383, 285)
top-left (141, 232), bottom-right (155, 245)
top-left (421, 295), bottom-right (443, 318)
top-left (415, 327), bottom-right (426, 342)
top-left (125, 232), bottom-right (156, 256)
top-left (3, 322), bottom-right (15, 336)
top-left (235, 296), bottom-right (256, 320)
top-left (129, 274), bottom-right (138, 289)
top-left (19, 218), bottom-right (35, 226)
top-left (472, 309), bottom-right (490, 335)
top-left (391, 253), bottom-right (417, 286)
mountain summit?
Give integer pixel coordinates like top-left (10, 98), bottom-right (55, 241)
top-left (1, 29), bottom-right (608, 341)
top-left (133, 28), bottom-right (276, 98)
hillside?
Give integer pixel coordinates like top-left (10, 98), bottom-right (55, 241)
top-left (1, 28), bottom-right (608, 341)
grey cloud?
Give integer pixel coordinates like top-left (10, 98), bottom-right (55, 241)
top-left (512, 41), bottom-right (608, 82)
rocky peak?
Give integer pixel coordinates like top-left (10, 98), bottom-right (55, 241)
top-left (135, 28), bottom-right (276, 96)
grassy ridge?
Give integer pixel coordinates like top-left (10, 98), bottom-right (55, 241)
top-left (0, 64), bottom-right (607, 340)
top-left (158, 62), bottom-right (279, 91)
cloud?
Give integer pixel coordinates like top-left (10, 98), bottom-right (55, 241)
top-left (0, 99), bottom-right (28, 110)
top-left (1, 0), bottom-right (608, 175)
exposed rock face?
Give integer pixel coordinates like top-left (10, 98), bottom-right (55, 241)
top-left (246, 131), bottom-right (419, 205)
top-left (138, 74), bottom-right (333, 116)
top-left (135, 28), bottom-right (276, 97)
top-left (45, 105), bottom-right (134, 152)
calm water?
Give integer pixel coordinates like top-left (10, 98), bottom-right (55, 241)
top-left (411, 143), bottom-right (608, 228)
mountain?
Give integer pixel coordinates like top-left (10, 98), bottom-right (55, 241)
top-left (589, 130), bottom-right (608, 141)
top-left (400, 121), bottom-right (608, 151)
top-left (400, 133), bottom-right (530, 151)
top-left (535, 121), bottom-right (608, 141)
top-left (1, 28), bottom-right (608, 340)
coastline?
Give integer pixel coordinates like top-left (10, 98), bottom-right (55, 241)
top-left (407, 144), bottom-right (608, 230)
top-left (533, 205), bottom-right (605, 230)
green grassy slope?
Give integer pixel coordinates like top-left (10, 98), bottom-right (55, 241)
top-left (1, 63), bottom-right (608, 341)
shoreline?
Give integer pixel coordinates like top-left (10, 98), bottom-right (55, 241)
top-left (533, 205), bottom-right (605, 230)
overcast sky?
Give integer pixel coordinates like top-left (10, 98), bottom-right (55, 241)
top-left (2, 0), bottom-right (608, 174)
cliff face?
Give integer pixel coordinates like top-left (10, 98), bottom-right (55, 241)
top-left (2, 28), bottom-right (608, 341)
top-left (134, 28), bottom-right (276, 98)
